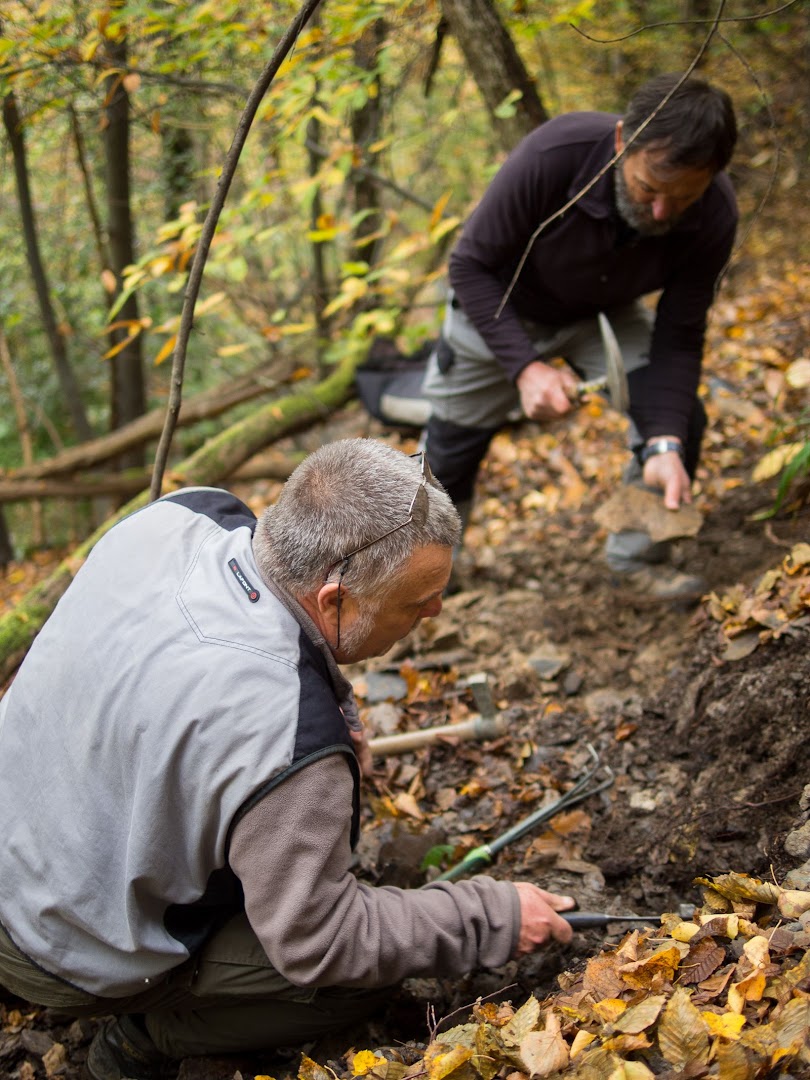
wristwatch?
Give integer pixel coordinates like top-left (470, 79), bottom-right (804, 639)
top-left (641, 438), bottom-right (685, 464)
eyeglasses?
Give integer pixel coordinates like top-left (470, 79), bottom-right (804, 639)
top-left (327, 451), bottom-right (434, 650)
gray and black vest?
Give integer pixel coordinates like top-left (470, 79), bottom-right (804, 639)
top-left (0, 488), bottom-right (359, 996)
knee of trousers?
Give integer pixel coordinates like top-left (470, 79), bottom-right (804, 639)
top-left (424, 415), bottom-right (500, 506)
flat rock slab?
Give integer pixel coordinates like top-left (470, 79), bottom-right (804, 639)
top-left (594, 485), bottom-right (704, 542)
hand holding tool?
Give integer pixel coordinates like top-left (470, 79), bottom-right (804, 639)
top-left (569, 312), bottom-right (630, 413)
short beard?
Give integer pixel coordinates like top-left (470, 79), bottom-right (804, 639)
top-left (337, 599), bottom-right (382, 659)
top-left (614, 168), bottom-right (677, 237)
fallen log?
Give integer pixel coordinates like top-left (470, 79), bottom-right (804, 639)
top-left (0, 349), bottom-right (362, 686)
top-left (0, 449), bottom-right (304, 504)
top-left (4, 365), bottom-right (285, 481)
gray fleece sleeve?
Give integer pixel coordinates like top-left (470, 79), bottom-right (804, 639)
top-left (229, 754), bottom-right (521, 988)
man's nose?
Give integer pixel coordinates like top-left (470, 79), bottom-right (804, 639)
top-left (651, 195), bottom-right (675, 221)
top-left (422, 596), bottom-right (443, 619)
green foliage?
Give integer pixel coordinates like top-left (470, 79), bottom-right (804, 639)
top-left (0, 0), bottom-right (806, 490)
top-left (420, 844), bottom-right (456, 871)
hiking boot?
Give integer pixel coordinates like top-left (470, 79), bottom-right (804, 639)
top-left (611, 563), bottom-right (707, 604)
top-left (85, 1015), bottom-right (175, 1080)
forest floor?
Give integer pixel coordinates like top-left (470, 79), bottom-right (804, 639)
top-left (1, 259), bottom-right (809, 1079)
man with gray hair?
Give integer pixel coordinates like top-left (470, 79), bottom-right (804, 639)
top-left (0, 438), bottom-right (574, 1080)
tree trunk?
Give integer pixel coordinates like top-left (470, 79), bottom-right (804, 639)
top-left (439, 0), bottom-right (548, 151)
top-left (103, 39), bottom-right (146, 460)
top-left (0, 326), bottom-right (43, 543)
top-left (350, 18), bottom-right (386, 266)
top-left (2, 92), bottom-right (93, 442)
top-left (162, 121), bottom-right (196, 220)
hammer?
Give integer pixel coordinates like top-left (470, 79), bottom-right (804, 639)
top-left (569, 312), bottom-right (630, 413)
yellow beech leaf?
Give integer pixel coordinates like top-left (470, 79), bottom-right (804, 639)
top-left (670, 920), bottom-right (700, 943)
top-left (426, 1044), bottom-right (473, 1080)
top-left (701, 1011), bottom-right (746, 1039)
top-left (727, 970), bottom-right (767, 1014)
top-left (352, 1050), bottom-right (385, 1075)
top-left (623, 1063), bottom-right (656, 1080)
top-left (592, 998), bottom-right (627, 1024)
top-left (752, 444), bottom-right (805, 482)
top-left (153, 334), bottom-right (177, 366)
top-left (429, 191), bottom-right (452, 230)
top-left (502, 994), bottom-right (540, 1044)
top-left (785, 357), bottom-right (810, 388)
top-left (570, 1030), bottom-right (596, 1058)
top-left (612, 994), bottom-right (666, 1034)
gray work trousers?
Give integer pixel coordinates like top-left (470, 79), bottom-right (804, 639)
top-left (422, 295), bottom-right (670, 569)
top-left (0, 916), bottom-right (384, 1060)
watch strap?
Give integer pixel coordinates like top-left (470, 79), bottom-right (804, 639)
top-left (641, 438), bottom-right (684, 464)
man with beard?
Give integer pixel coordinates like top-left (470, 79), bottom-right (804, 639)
top-left (422, 73), bottom-right (738, 601)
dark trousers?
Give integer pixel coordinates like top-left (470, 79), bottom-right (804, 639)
top-left (0, 915), bottom-right (384, 1060)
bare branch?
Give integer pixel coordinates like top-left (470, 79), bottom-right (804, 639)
top-left (569, 0), bottom-right (801, 44)
top-left (149, 0), bottom-right (325, 501)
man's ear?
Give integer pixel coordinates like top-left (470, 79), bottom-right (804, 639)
top-left (316, 581), bottom-right (341, 622)
top-left (615, 120), bottom-right (624, 155)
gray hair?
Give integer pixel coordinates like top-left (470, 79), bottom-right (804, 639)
top-left (253, 438), bottom-right (461, 603)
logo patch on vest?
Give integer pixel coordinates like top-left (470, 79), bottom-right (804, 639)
top-left (228, 558), bottom-right (260, 602)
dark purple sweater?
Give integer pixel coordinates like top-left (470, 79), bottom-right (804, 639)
top-left (448, 112), bottom-right (738, 442)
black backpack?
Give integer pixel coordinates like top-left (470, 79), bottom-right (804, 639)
top-left (355, 337), bottom-right (433, 428)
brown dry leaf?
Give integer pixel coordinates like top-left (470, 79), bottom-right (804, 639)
top-left (739, 996), bottom-right (810, 1067)
top-left (601, 1032), bottom-right (652, 1053)
top-left (42, 1042), bottom-right (67, 1078)
top-left (392, 792), bottom-right (424, 820)
top-left (656, 986), bottom-right (710, 1069)
top-left (619, 945), bottom-right (682, 990)
top-left (299, 1055), bottom-right (335, 1080)
top-left (697, 964), bottom-right (735, 999)
top-left (764, 949), bottom-right (810, 1005)
top-left (679, 938), bottom-right (727, 985)
top-left (713, 1039), bottom-right (754, 1079)
top-left (582, 954), bottom-right (627, 1000)
top-left (594, 486), bottom-right (703, 542)
top-left (611, 994), bottom-right (666, 1034)
top-left (694, 873), bottom-right (781, 907)
top-left (518, 1013), bottom-right (569, 1077)
top-left (722, 630), bottom-right (760, 662)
